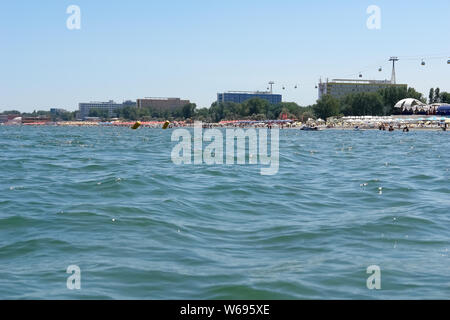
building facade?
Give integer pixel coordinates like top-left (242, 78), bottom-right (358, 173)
top-left (318, 79), bottom-right (407, 100)
top-left (217, 92), bottom-right (282, 105)
top-left (136, 98), bottom-right (190, 111)
top-left (78, 100), bottom-right (124, 119)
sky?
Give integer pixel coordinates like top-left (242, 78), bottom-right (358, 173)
top-left (1, 0), bottom-right (450, 112)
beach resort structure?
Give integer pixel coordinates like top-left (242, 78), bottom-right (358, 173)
top-left (217, 91), bottom-right (282, 105)
top-left (78, 100), bottom-right (125, 120)
top-left (394, 99), bottom-right (427, 112)
top-left (318, 79), bottom-right (407, 100)
top-left (394, 99), bottom-right (450, 115)
top-left (136, 98), bottom-right (191, 111)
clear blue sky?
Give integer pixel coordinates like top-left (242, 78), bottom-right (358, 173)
top-left (1, 0), bottom-right (449, 112)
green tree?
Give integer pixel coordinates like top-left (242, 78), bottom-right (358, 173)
top-left (242, 98), bottom-right (270, 117)
top-left (429, 88), bottom-right (435, 104)
top-left (299, 110), bottom-right (315, 121)
top-left (440, 92), bottom-right (450, 104)
top-left (434, 88), bottom-right (440, 103)
top-left (407, 87), bottom-right (425, 102)
top-left (0, 110), bottom-right (21, 115)
top-left (194, 107), bottom-right (211, 122)
top-left (377, 86), bottom-right (424, 115)
top-left (379, 86), bottom-right (406, 114)
top-left (88, 108), bottom-right (109, 119)
top-left (182, 103), bottom-right (197, 119)
top-left (117, 106), bottom-right (139, 120)
top-left (60, 111), bottom-right (75, 121)
top-left (341, 92), bottom-right (384, 116)
top-left (313, 95), bottom-right (340, 119)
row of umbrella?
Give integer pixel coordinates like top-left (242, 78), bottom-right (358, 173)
top-left (342, 116), bottom-right (448, 123)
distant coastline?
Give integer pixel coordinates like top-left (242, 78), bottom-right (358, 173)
top-left (1, 116), bottom-right (448, 132)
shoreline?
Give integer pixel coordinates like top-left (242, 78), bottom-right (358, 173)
top-left (1, 123), bottom-right (447, 132)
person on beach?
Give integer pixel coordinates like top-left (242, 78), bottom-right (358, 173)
top-left (403, 126), bottom-right (409, 132)
top-left (389, 125), bottom-right (394, 132)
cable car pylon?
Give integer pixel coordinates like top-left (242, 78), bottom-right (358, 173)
top-left (389, 57), bottom-right (399, 84)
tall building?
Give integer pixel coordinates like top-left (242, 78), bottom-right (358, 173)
top-left (136, 98), bottom-right (190, 111)
top-left (217, 91), bottom-right (282, 105)
top-left (78, 100), bottom-right (124, 119)
top-left (318, 79), bottom-right (407, 100)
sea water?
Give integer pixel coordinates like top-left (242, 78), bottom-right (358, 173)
top-left (0, 126), bottom-right (449, 299)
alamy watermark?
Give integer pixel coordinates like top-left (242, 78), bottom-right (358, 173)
top-left (366, 265), bottom-right (381, 290)
top-left (66, 5), bottom-right (81, 30)
top-left (366, 5), bottom-right (381, 30)
top-left (66, 265), bottom-right (81, 290)
top-left (171, 122), bottom-right (279, 175)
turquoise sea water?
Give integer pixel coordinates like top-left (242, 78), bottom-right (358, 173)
top-left (0, 126), bottom-right (449, 299)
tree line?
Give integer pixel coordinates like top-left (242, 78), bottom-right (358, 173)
top-left (109, 86), bottom-right (450, 122)
top-left (91, 100), bottom-right (315, 122)
top-left (312, 86), bottom-right (450, 120)
top-left (0, 109), bottom-right (77, 121)
top-left (2, 86), bottom-right (449, 122)
top-left (429, 88), bottom-right (450, 104)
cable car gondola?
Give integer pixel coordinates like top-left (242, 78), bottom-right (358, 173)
top-left (421, 60), bottom-right (426, 66)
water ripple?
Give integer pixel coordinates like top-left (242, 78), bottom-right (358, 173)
top-left (0, 126), bottom-right (449, 299)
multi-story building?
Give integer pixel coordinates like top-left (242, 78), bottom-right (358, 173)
top-left (78, 100), bottom-right (124, 119)
top-left (217, 91), bottom-right (282, 105)
top-left (136, 98), bottom-right (190, 111)
top-left (318, 79), bottom-right (407, 100)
